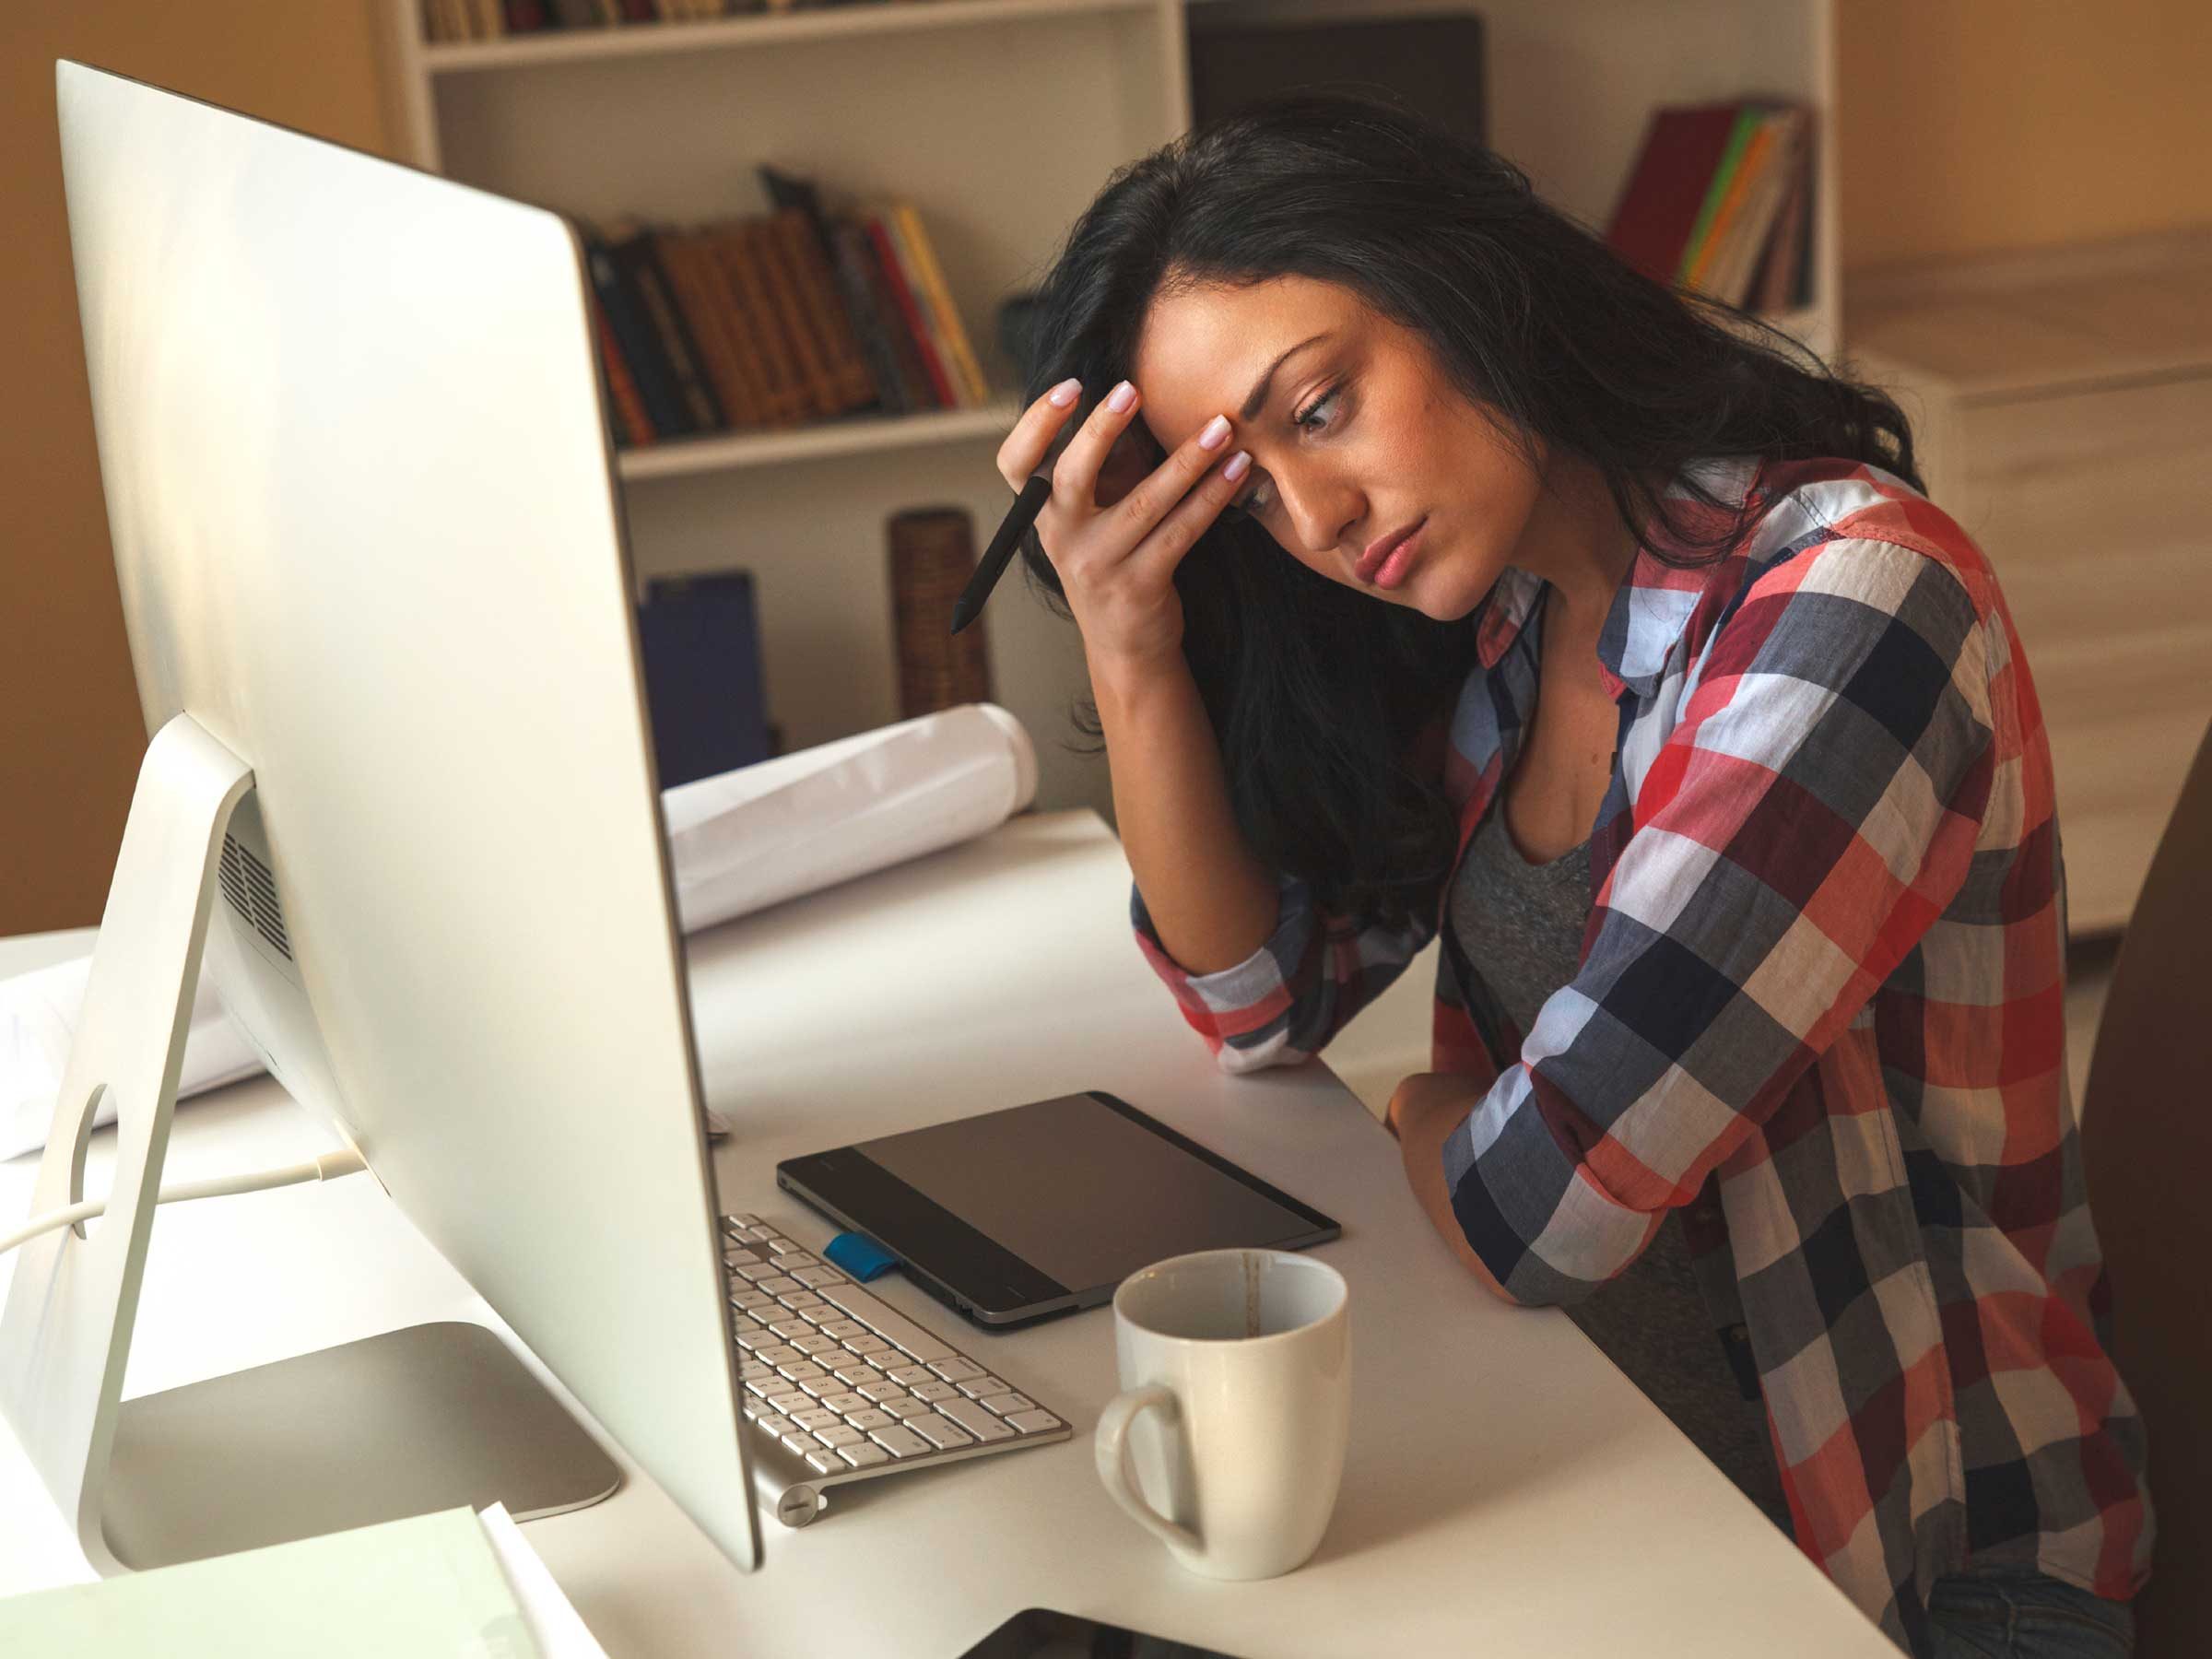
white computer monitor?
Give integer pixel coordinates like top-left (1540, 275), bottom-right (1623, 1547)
top-left (6, 61), bottom-right (760, 1572)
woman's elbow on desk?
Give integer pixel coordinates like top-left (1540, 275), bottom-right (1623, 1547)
top-left (1386, 1071), bottom-right (1517, 1302)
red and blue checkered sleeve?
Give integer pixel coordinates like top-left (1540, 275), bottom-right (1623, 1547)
top-left (1441, 538), bottom-right (1998, 1302)
top-left (1131, 871), bottom-right (1438, 1074)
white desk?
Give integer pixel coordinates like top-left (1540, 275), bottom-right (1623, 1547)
top-left (0, 810), bottom-right (1894, 1656)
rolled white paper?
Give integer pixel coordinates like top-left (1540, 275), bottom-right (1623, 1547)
top-left (664, 701), bottom-right (1037, 934)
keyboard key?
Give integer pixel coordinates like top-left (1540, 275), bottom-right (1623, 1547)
top-left (790, 1407), bottom-right (840, 1431)
top-left (767, 1238), bottom-right (803, 1255)
top-left (741, 1396), bottom-right (762, 1418)
top-left (755, 1413), bottom-right (794, 1439)
top-left (775, 1361), bottom-right (826, 1384)
top-left (775, 1251), bottom-right (818, 1268)
top-left (1004, 1409), bottom-right (1062, 1434)
top-left (857, 1379), bottom-right (908, 1404)
top-left (928, 1358), bottom-right (984, 1384)
top-left (821, 1392), bottom-right (871, 1415)
top-left (780, 1431), bottom-right (817, 1457)
top-left (796, 1375), bottom-right (841, 1399)
top-left (909, 1381), bottom-right (957, 1404)
top-left (885, 1365), bottom-right (934, 1387)
top-left (804, 1447), bottom-right (843, 1475)
top-left (935, 1395), bottom-right (1017, 1441)
top-left (837, 1442), bottom-right (891, 1469)
top-left (752, 1344), bottom-right (800, 1367)
top-left (958, 1375), bottom-right (1008, 1398)
top-left (735, 1261), bottom-right (782, 1283)
top-left (722, 1215), bottom-right (757, 1234)
top-left (729, 1290), bottom-right (771, 1312)
top-left (832, 1365), bottom-right (879, 1389)
top-left (791, 1335), bottom-right (838, 1357)
top-left (758, 1276), bottom-right (802, 1297)
top-left (815, 1285), bottom-right (957, 1365)
top-left (868, 1425), bottom-right (932, 1459)
top-left (912, 1414), bottom-right (975, 1450)
top-left (768, 1319), bottom-right (812, 1341)
top-left (790, 1266), bottom-right (844, 1288)
top-left (883, 1396), bottom-right (931, 1420)
top-left (846, 1334), bottom-right (893, 1359)
top-left (981, 1393), bottom-right (1036, 1417)
top-left (818, 1319), bottom-right (867, 1341)
top-left (780, 1290), bottom-right (823, 1312)
top-left (845, 1408), bottom-right (893, 1431)
top-left (814, 1424), bottom-right (865, 1449)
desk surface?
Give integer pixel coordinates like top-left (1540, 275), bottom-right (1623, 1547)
top-left (0, 811), bottom-right (1894, 1657)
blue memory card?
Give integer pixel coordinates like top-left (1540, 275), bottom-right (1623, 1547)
top-left (823, 1231), bottom-right (899, 1282)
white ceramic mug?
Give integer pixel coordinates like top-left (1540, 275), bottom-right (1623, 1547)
top-left (1095, 1248), bottom-right (1350, 1580)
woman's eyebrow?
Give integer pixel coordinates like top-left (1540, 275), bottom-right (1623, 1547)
top-left (1240, 334), bottom-right (1332, 421)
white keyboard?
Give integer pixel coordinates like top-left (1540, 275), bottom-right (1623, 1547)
top-left (724, 1211), bottom-right (1070, 1526)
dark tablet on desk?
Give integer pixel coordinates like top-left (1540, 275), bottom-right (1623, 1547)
top-left (775, 1090), bottom-right (1339, 1329)
top-left (959, 1607), bottom-right (1247, 1658)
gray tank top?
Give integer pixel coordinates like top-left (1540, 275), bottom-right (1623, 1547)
top-left (1449, 807), bottom-right (1791, 1530)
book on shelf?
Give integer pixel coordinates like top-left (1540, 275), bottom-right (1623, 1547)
top-left (572, 184), bottom-right (991, 451)
top-left (424, 0), bottom-right (935, 42)
top-left (1606, 100), bottom-right (1814, 314)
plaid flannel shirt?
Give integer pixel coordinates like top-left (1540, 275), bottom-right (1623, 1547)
top-left (1131, 456), bottom-right (2152, 1652)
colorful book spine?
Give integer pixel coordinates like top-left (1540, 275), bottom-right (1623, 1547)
top-left (889, 202), bottom-right (988, 406)
top-left (591, 299), bottom-right (657, 446)
top-left (614, 234), bottom-right (724, 431)
top-left (865, 211), bottom-right (957, 408)
top-left (828, 218), bottom-right (911, 414)
top-left (756, 211), bottom-right (838, 419)
top-left (1686, 112), bottom-right (1777, 294)
top-left (1675, 105), bottom-right (1765, 286)
top-left (656, 230), bottom-right (766, 429)
top-left (584, 236), bottom-right (688, 437)
top-left (713, 220), bottom-right (807, 425)
top-left (777, 211), bottom-right (877, 412)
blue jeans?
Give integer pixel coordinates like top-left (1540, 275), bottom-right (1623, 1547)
top-left (1924, 1567), bottom-right (2134, 1658)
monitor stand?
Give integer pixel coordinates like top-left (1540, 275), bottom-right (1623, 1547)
top-left (0, 713), bottom-right (619, 1574)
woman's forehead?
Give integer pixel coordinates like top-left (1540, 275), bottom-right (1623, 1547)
top-left (1134, 276), bottom-right (1364, 439)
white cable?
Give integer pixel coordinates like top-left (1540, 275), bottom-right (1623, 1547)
top-left (0, 1145), bottom-right (367, 1258)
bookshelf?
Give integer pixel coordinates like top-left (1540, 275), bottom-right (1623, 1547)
top-left (383, 0), bottom-right (1841, 823)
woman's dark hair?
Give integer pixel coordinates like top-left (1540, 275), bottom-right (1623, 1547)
top-left (1017, 91), bottom-right (1920, 928)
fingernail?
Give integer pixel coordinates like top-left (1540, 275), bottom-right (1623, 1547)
top-left (1107, 381), bottom-right (1135, 414)
top-left (1224, 450), bottom-right (1252, 481)
top-left (1199, 415), bottom-right (1230, 450)
top-left (1049, 378), bottom-right (1080, 407)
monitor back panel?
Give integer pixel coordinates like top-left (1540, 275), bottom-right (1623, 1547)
top-left (55, 60), bottom-right (759, 1570)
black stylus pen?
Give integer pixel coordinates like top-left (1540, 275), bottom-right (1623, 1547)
top-left (949, 469), bottom-right (1051, 635)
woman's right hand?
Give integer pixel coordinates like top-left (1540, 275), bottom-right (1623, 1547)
top-left (995, 378), bottom-right (1251, 680)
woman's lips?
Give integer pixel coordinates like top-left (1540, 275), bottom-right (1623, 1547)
top-left (1365, 518), bottom-right (1427, 590)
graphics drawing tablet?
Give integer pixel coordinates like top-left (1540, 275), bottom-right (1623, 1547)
top-left (775, 1090), bottom-right (1339, 1329)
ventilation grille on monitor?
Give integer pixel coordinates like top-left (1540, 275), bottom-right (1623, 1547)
top-left (218, 832), bottom-right (293, 960)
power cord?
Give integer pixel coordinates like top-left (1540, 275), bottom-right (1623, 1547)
top-left (0, 1144), bottom-right (368, 1258)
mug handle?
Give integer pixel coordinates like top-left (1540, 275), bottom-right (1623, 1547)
top-left (1094, 1383), bottom-right (1201, 1555)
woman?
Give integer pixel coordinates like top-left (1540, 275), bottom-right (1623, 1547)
top-left (994, 95), bottom-right (2151, 1658)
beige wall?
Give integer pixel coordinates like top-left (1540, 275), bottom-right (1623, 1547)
top-left (1837, 0), bottom-right (2212, 271)
top-left (4, 2), bottom-right (2208, 934)
top-left (0, 4), bottom-right (398, 935)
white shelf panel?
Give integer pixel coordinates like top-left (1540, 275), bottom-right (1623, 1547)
top-left (615, 398), bottom-right (1022, 481)
top-left (425, 0), bottom-right (1159, 74)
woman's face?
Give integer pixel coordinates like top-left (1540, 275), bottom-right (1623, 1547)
top-left (1130, 272), bottom-right (1548, 622)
